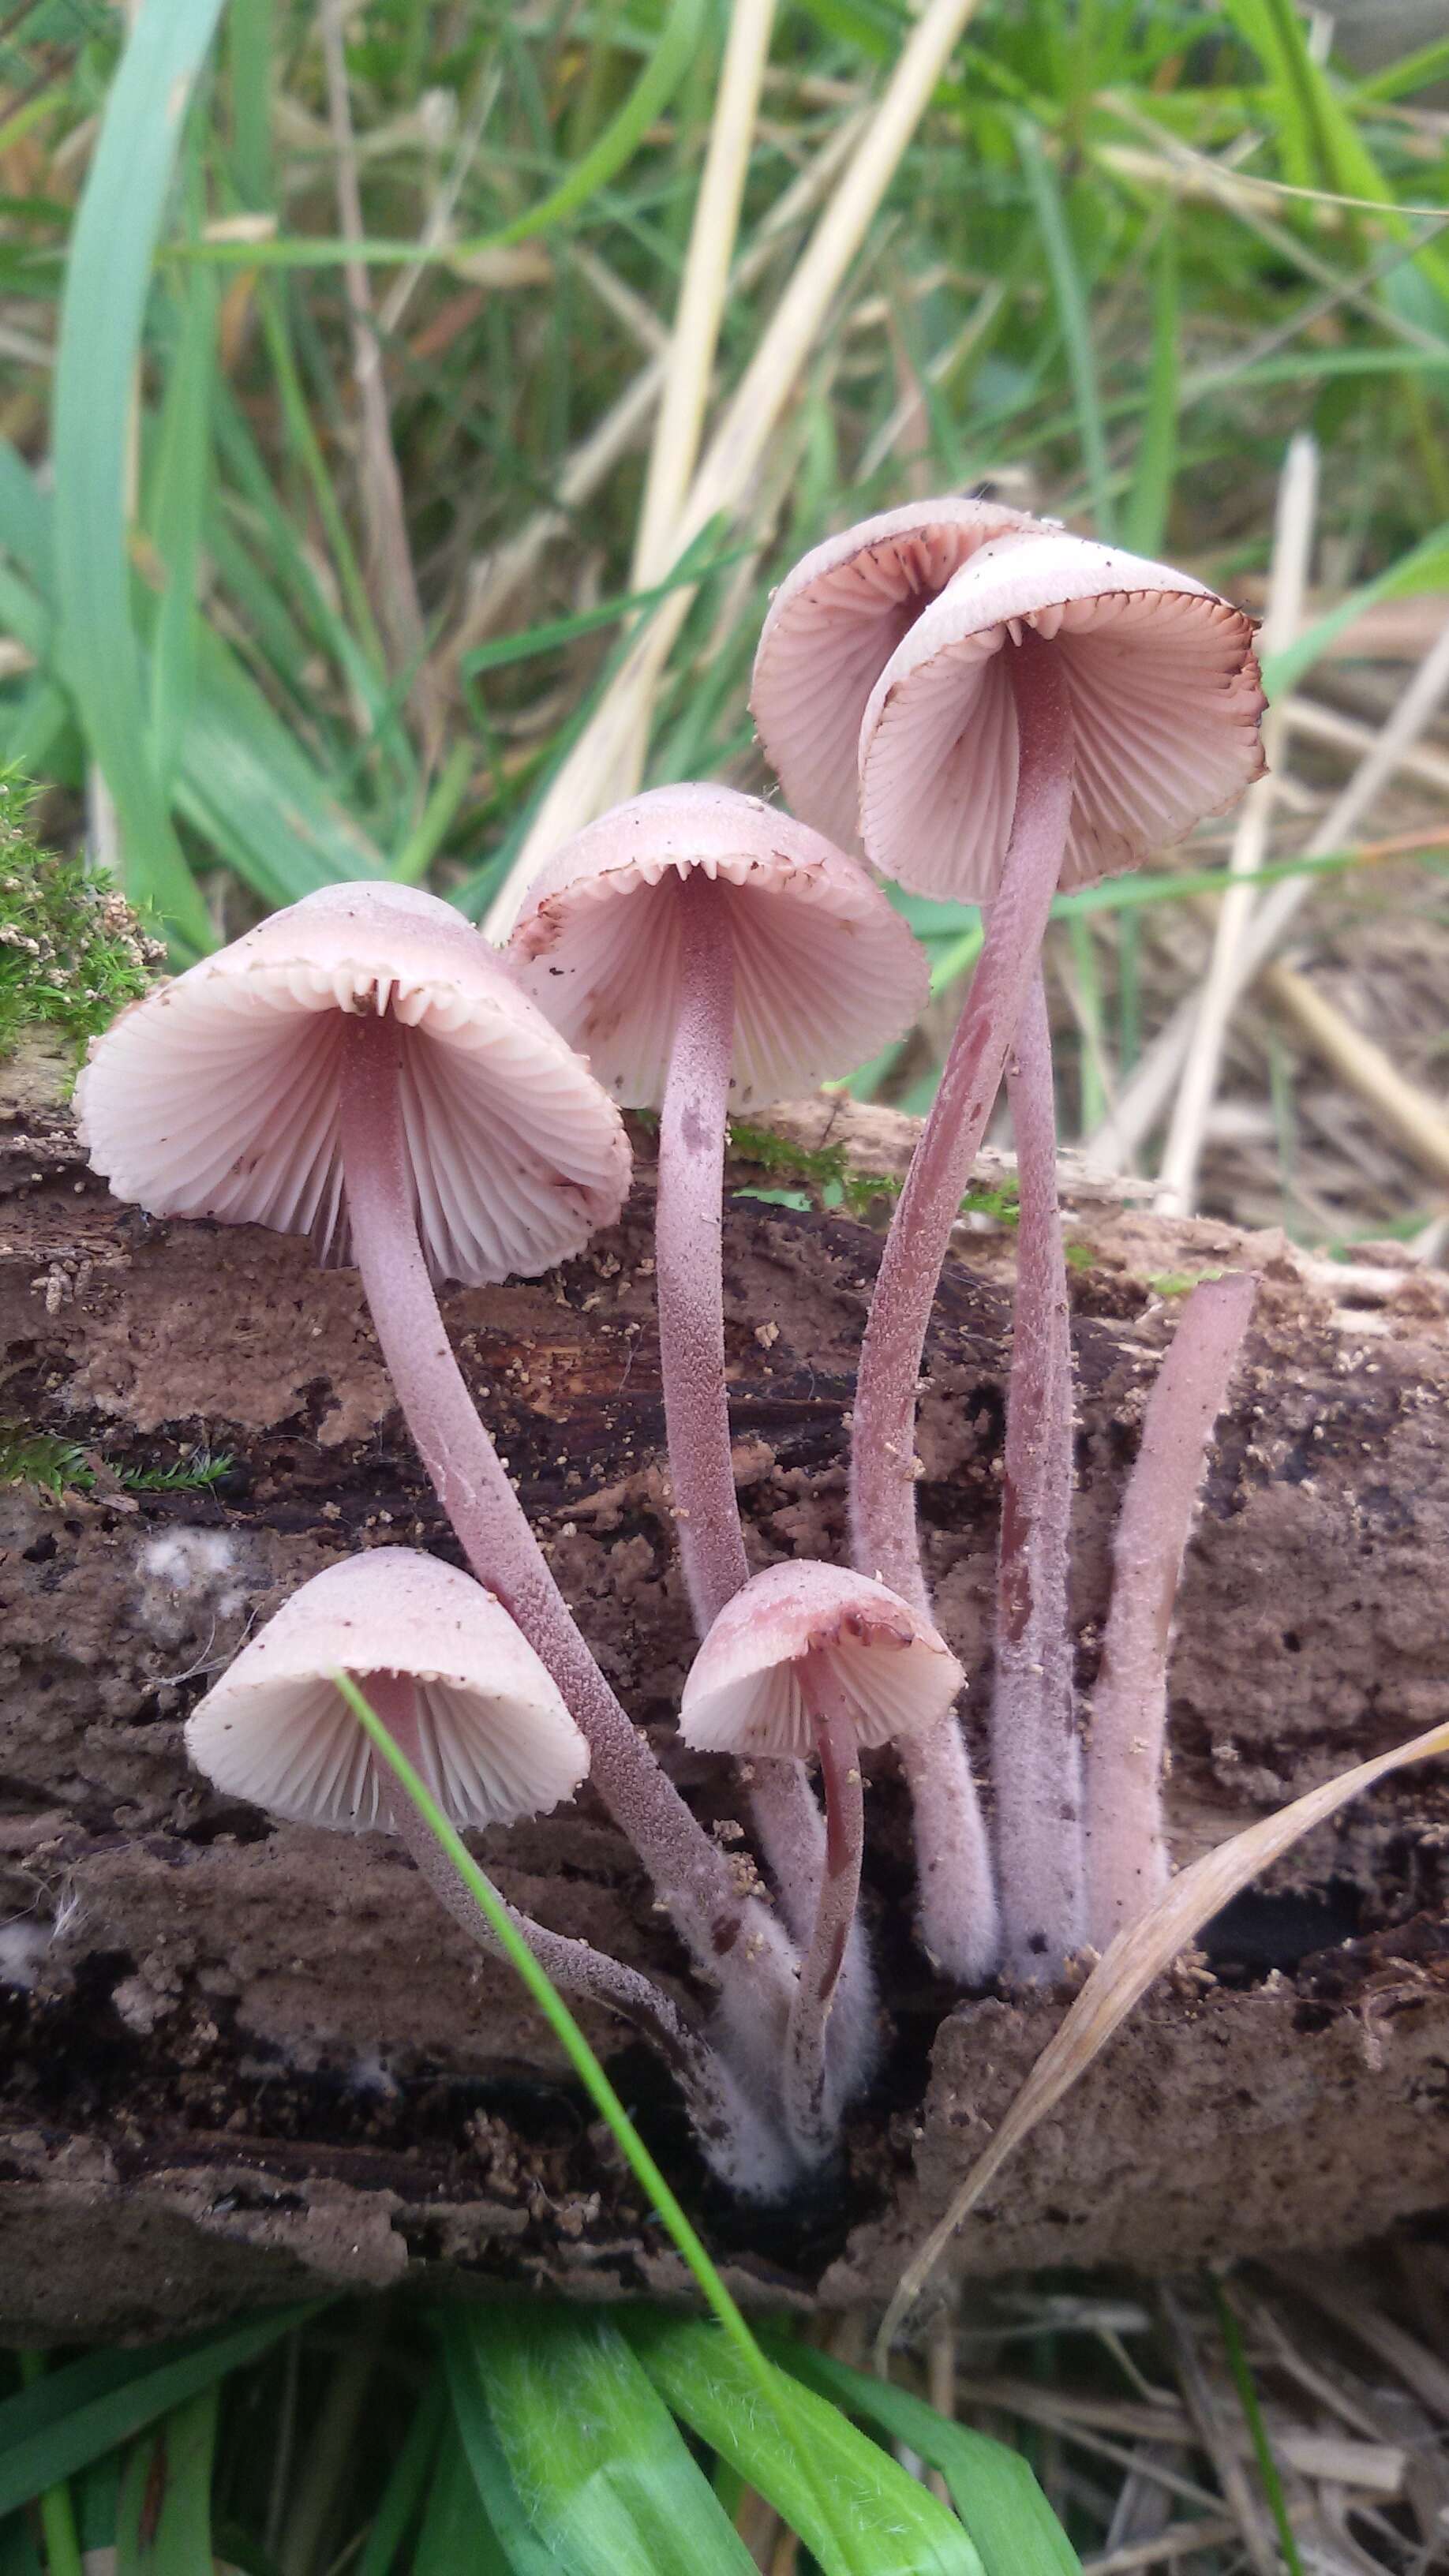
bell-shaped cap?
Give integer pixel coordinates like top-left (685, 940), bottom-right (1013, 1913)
top-left (750, 496), bottom-right (1042, 849)
top-left (77, 881), bottom-right (631, 1286)
top-left (679, 1560), bottom-right (964, 1761)
top-left (859, 530), bottom-right (1266, 902)
top-left (507, 782), bottom-right (927, 1108)
top-left (185, 1550), bottom-right (588, 1833)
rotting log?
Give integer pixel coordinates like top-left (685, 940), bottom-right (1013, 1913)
top-left (2, 1062), bottom-right (1447, 2342)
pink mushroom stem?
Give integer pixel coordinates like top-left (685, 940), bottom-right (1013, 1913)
top-left (1084, 1271), bottom-right (1256, 1949)
top-left (782, 1651), bottom-right (866, 2161)
top-left (335, 1009), bottom-right (801, 2061)
top-left (361, 1672), bottom-right (794, 2197)
top-left (658, 874), bottom-right (866, 2027)
top-left (993, 969), bottom-right (1084, 1982)
top-left (850, 631), bottom-right (1076, 1983)
top-left (657, 867), bottom-right (750, 1634)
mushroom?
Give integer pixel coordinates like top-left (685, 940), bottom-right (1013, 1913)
top-left (188, 1549), bottom-right (794, 2197)
top-left (509, 782), bottom-right (926, 1633)
top-left (508, 784), bottom-right (925, 2045)
top-left (752, 515), bottom-right (1264, 1983)
top-left (751, 493), bottom-right (1042, 855)
top-left (78, 880), bottom-right (801, 2069)
top-left (1084, 1271), bottom-right (1256, 1949)
top-left (680, 1559), bottom-right (964, 2162)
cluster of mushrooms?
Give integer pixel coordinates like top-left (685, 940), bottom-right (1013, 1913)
top-left (78, 497), bottom-right (1267, 2198)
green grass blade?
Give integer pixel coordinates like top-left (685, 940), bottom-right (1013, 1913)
top-left (438, 2348), bottom-right (560, 2576)
top-left (354, 2378), bottom-right (447, 2576)
top-left (390, 740), bottom-right (474, 883)
top-left (451, 2308), bottom-right (755, 2576)
top-left (0, 561), bottom-right (49, 660)
top-left (226, 0), bottom-right (275, 211)
top-left (1350, 34), bottom-right (1449, 104)
top-left (454, 513), bottom-right (735, 912)
top-left (1222, 0), bottom-right (1449, 301)
top-left (182, 0), bottom-right (710, 272)
top-left (1121, 223), bottom-right (1178, 557)
top-left (623, 2316), bottom-right (983, 2576)
top-left (146, 253), bottom-right (217, 795)
top-left (332, 1680), bottom-right (756, 2360)
top-left (414, 2426), bottom-right (510, 2575)
top-left (762, 2339), bottom-right (1082, 2576)
top-left (51, 0), bottom-right (223, 951)
top-left (114, 2383), bottom-right (219, 2574)
top-left (25, 45), bottom-right (390, 917)
top-left (13, 2359), bottom-right (81, 2576)
top-left (1066, 911), bottom-right (1107, 1132)
top-left (460, 544), bottom-right (749, 680)
top-left (253, 283), bottom-right (388, 680)
top-left (1262, 519), bottom-right (1449, 697)
top-left (1016, 114), bottom-right (1114, 540)
top-left (488, 0), bottom-right (710, 250)
top-left (0, 2307), bottom-right (320, 2518)
top-left (908, 837), bottom-right (1436, 1017)
top-left (178, 625), bottom-right (388, 904)
top-left (0, 437), bottom-right (54, 587)
top-left (1211, 2283), bottom-right (1306, 2576)
top-left (336, 1681), bottom-right (865, 2560)
top-left (208, 378), bottom-right (399, 757)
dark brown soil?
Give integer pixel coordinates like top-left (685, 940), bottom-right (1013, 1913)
top-left (2, 1073), bottom-right (1447, 2340)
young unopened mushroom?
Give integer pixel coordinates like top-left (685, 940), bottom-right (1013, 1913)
top-left (187, 1550), bottom-right (795, 2198)
top-left (753, 515), bottom-right (1264, 1983)
top-left (1084, 1271), bottom-right (1256, 1950)
top-left (680, 1559), bottom-right (964, 2162)
top-left (509, 784), bottom-right (925, 1995)
top-left (78, 881), bottom-right (800, 2064)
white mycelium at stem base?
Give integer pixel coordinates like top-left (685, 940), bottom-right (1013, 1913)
top-left (509, 786), bottom-right (926, 2018)
top-left (184, 1550), bottom-right (795, 2198)
top-left (77, 880), bottom-right (802, 2079)
top-left (754, 510), bottom-right (1265, 1984)
top-left (681, 1560), bottom-right (964, 2163)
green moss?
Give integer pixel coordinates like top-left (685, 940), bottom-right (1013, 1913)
top-left (724, 1115), bottom-right (1023, 1228)
top-left (0, 1428), bottom-right (233, 1499)
top-left (0, 770), bottom-right (166, 1062)
top-left (1147, 1267), bottom-right (1225, 1297)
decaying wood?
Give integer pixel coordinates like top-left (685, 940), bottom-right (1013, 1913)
top-left (2, 1065), bottom-right (1447, 2341)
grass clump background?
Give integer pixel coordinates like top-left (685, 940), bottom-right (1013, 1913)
top-left (2, 0), bottom-right (1449, 2567)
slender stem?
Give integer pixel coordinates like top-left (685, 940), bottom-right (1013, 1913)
top-left (782, 1653), bottom-right (864, 2163)
top-left (658, 871), bottom-right (871, 2072)
top-left (335, 1009), bottom-right (801, 2069)
top-left (992, 968), bottom-right (1084, 1982)
top-left (1084, 1271), bottom-right (1256, 1947)
top-left (658, 868), bottom-right (751, 1631)
top-left (851, 631), bottom-right (1076, 1982)
top-left (364, 1672), bottom-right (796, 2198)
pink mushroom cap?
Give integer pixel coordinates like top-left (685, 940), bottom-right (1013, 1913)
top-left (859, 530), bottom-right (1266, 902)
top-left (185, 1550), bottom-right (589, 1832)
top-left (750, 495), bottom-right (1043, 849)
top-left (507, 782), bottom-right (927, 1107)
top-left (77, 881), bottom-right (631, 1285)
top-left (679, 1559), bottom-right (964, 1761)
